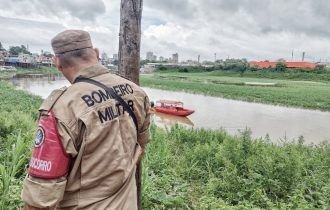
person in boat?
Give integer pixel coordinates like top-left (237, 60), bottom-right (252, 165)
top-left (22, 29), bottom-right (151, 210)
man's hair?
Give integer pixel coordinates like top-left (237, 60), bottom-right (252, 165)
top-left (57, 47), bottom-right (95, 67)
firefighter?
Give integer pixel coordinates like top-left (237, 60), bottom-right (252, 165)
top-left (22, 30), bottom-right (151, 210)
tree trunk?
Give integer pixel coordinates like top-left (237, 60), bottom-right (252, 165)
top-left (118, 0), bottom-right (143, 85)
top-left (118, 1), bottom-right (143, 210)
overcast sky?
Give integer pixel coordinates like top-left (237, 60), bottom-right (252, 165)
top-left (1, 0), bottom-right (330, 62)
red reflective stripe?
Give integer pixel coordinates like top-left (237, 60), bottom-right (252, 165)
top-left (28, 111), bottom-right (70, 179)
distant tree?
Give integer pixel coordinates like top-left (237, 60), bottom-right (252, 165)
top-left (9, 45), bottom-right (31, 55)
top-left (178, 67), bottom-right (189, 72)
top-left (140, 59), bottom-right (150, 66)
top-left (42, 51), bottom-right (53, 58)
top-left (314, 64), bottom-right (326, 72)
top-left (222, 58), bottom-right (248, 73)
top-left (0, 42), bottom-right (4, 50)
top-left (202, 60), bottom-right (214, 65)
top-left (111, 59), bottom-right (118, 66)
top-left (249, 66), bottom-right (259, 71)
top-left (275, 62), bottom-right (286, 72)
top-left (158, 66), bottom-right (167, 71)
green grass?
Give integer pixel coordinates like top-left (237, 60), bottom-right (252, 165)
top-left (0, 66), bottom-right (58, 80)
top-left (141, 72), bottom-right (330, 111)
top-left (1, 82), bottom-right (329, 209)
top-left (158, 67), bottom-right (330, 82)
top-left (0, 82), bottom-right (41, 209)
top-left (210, 69), bottom-right (330, 82)
top-left (143, 125), bottom-right (330, 209)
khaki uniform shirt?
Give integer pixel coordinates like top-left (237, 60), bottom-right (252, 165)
top-left (22, 64), bottom-right (151, 209)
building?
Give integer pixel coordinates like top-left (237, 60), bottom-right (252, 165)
top-left (185, 60), bottom-right (198, 65)
top-left (101, 52), bottom-right (111, 65)
top-left (18, 53), bottom-right (37, 64)
top-left (6, 55), bottom-right (19, 66)
top-left (146, 51), bottom-right (154, 61)
top-left (38, 55), bottom-right (52, 67)
top-left (113, 54), bottom-right (118, 60)
top-left (249, 61), bottom-right (317, 69)
top-left (172, 53), bottom-right (179, 63)
top-left (0, 47), bottom-right (7, 65)
top-left (159, 56), bottom-right (164, 62)
top-left (0, 42), bottom-right (7, 65)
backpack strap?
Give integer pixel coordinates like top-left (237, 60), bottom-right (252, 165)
top-left (73, 76), bottom-right (138, 133)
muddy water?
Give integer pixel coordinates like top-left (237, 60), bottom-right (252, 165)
top-left (11, 75), bottom-right (330, 144)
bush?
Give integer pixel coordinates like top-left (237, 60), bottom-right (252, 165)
top-left (158, 66), bottom-right (167, 71)
top-left (275, 62), bottom-right (287, 72)
top-left (143, 125), bottom-right (330, 209)
top-left (178, 67), bottom-right (189, 73)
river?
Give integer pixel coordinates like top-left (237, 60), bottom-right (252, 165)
top-left (11, 74), bottom-right (330, 144)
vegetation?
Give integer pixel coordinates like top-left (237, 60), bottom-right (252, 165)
top-left (143, 125), bottom-right (330, 209)
top-left (8, 45), bottom-right (31, 55)
top-left (141, 71), bottom-right (330, 111)
top-left (1, 82), bottom-right (329, 209)
top-left (0, 66), bottom-right (58, 80)
top-left (155, 63), bottom-right (330, 82)
top-left (275, 62), bottom-right (287, 72)
top-left (0, 82), bottom-right (41, 209)
top-left (209, 69), bottom-right (330, 82)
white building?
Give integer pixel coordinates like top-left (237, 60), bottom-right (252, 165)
top-left (146, 51), bottom-right (154, 61)
top-left (18, 53), bottom-right (37, 64)
top-left (172, 53), bottom-right (179, 63)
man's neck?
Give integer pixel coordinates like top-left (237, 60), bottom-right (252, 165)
top-left (65, 62), bottom-right (98, 83)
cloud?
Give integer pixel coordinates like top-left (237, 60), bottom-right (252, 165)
top-left (0, 16), bottom-right (65, 52)
top-left (144, 0), bottom-right (197, 20)
top-left (140, 0), bottom-right (330, 61)
top-left (1, 0), bottom-right (330, 61)
top-left (0, 0), bottom-right (106, 22)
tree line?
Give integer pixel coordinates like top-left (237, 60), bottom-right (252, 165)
top-left (157, 59), bottom-right (327, 73)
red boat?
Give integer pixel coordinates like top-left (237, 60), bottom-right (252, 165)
top-left (153, 100), bottom-right (194, 117)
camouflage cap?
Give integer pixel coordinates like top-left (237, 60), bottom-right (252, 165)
top-left (51, 30), bottom-right (93, 54)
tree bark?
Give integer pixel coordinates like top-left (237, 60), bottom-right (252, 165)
top-left (118, 1), bottom-right (143, 210)
top-left (118, 0), bottom-right (143, 85)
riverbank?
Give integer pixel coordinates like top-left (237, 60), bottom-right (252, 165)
top-left (141, 71), bottom-right (330, 111)
top-left (157, 67), bottom-right (330, 82)
top-left (0, 66), bottom-right (58, 80)
top-left (0, 82), bottom-right (329, 209)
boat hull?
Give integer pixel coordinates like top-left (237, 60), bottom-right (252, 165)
top-left (154, 107), bottom-right (194, 117)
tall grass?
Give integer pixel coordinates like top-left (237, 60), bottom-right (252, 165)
top-left (0, 82), bottom-right (41, 209)
top-left (142, 125), bottom-right (330, 209)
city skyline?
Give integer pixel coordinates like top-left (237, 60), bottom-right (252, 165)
top-left (1, 1), bottom-right (330, 62)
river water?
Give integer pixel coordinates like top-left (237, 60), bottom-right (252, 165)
top-left (11, 74), bottom-right (330, 144)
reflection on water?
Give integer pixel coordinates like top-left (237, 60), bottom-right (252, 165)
top-left (152, 111), bottom-right (194, 128)
top-left (12, 74), bottom-right (70, 99)
top-left (144, 88), bottom-right (330, 145)
top-left (11, 75), bottom-right (330, 144)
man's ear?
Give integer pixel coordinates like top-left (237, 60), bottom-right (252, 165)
top-left (94, 48), bottom-right (100, 60)
top-left (53, 56), bottom-right (63, 72)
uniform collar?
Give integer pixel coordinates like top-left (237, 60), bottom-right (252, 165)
top-left (75, 64), bottom-right (110, 79)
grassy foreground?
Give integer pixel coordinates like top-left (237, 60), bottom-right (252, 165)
top-left (141, 71), bottom-right (330, 111)
top-left (0, 82), bottom-right (329, 209)
top-left (0, 82), bottom-right (42, 209)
